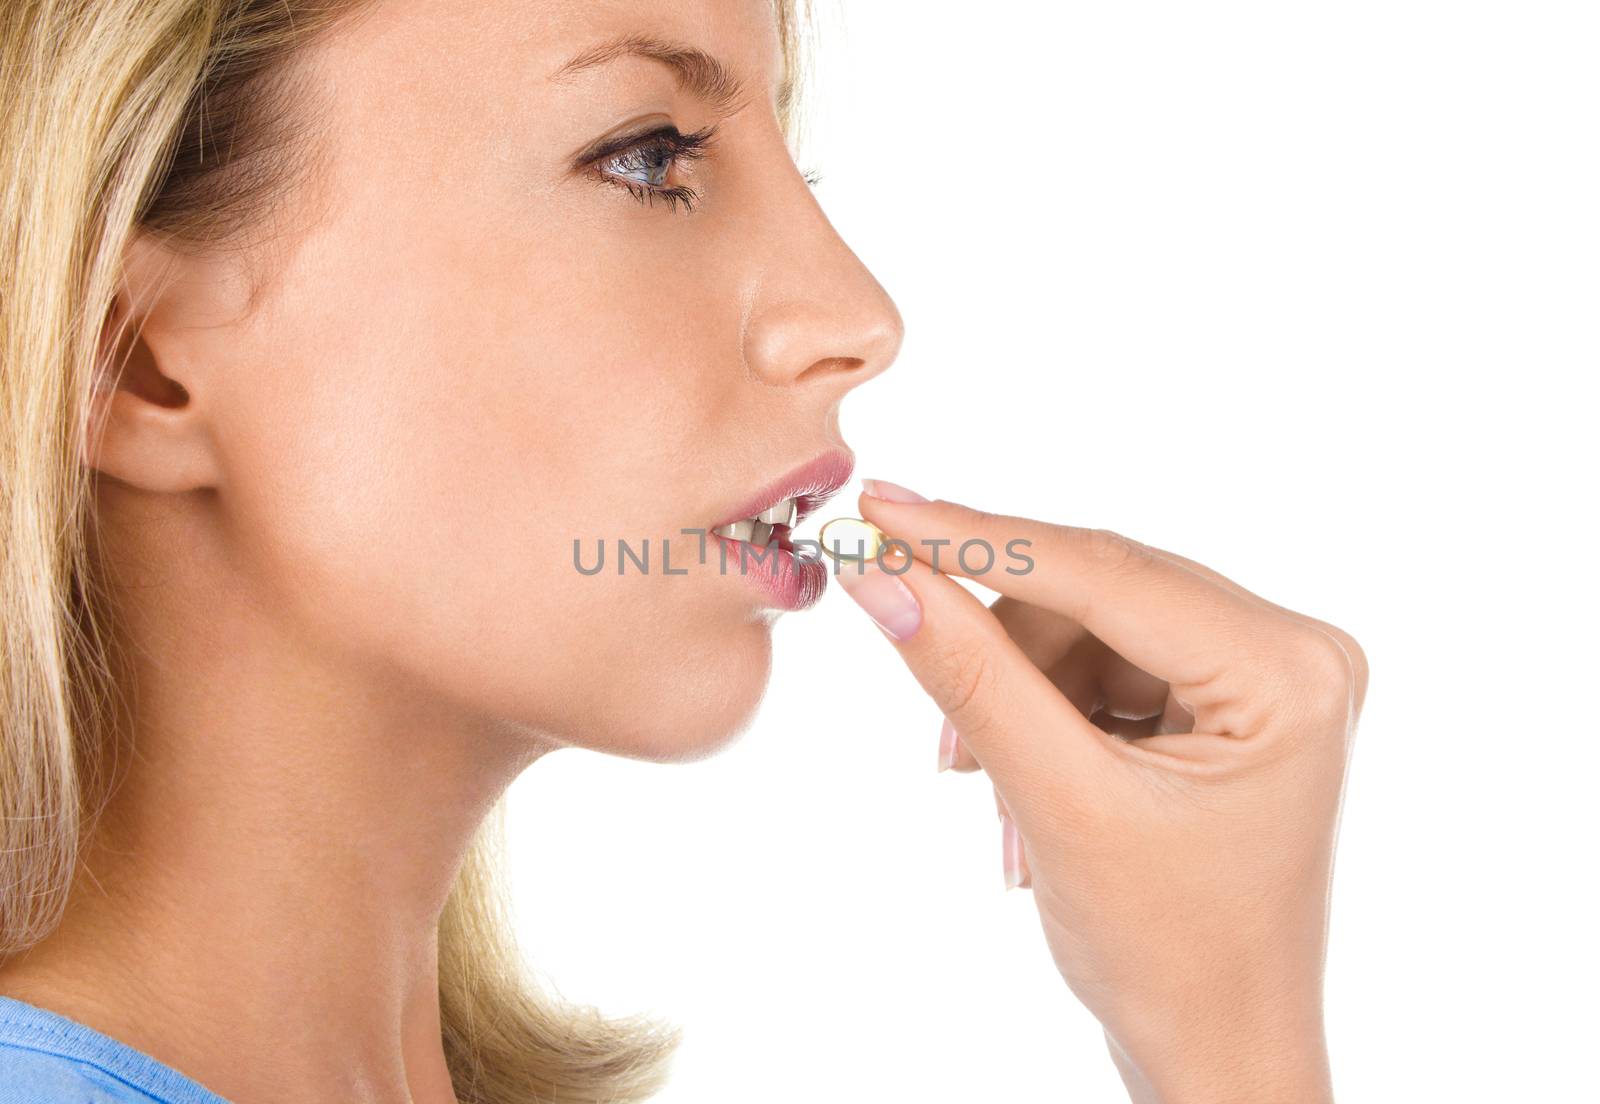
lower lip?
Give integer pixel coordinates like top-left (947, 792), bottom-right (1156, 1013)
top-left (710, 535), bottom-right (829, 611)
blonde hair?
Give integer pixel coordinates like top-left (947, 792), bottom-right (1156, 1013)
top-left (1, 1), bottom-right (808, 1100)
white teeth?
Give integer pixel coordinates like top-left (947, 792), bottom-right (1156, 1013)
top-left (757, 497), bottom-right (798, 526)
top-left (713, 518), bottom-right (756, 542)
top-left (712, 496), bottom-right (797, 545)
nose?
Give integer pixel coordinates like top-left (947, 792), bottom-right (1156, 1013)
top-left (742, 178), bottom-right (905, 392)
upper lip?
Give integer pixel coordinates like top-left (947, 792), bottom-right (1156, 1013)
top-left (711, 447), bottom-right (856, 531)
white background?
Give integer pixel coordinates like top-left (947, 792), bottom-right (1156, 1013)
top-left (505, 3), bottom-right (1599, 1100)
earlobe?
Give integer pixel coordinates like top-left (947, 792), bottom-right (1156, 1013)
top-left (84, 379), bottom-right (222, 493)
top-left (83, 237), bottom-right (223, 492)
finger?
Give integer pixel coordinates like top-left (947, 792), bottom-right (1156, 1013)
top-left (857, 494), bottom-right (1310, 710)
top-left (993, 596), bottom-right (1135, 715)
top-left (994, 598), bottom-right (1173, 735)
top-left (1003, 620), bottom-right (1164, 744)
top-left (990, 583), bottom-right (1223, 744)
top-left (1043, 633), bottom-right (1170, 718)
top-left (1090, 709), bottom-right (1162, 740)
top-left (938, 717), bottom-right (982, 773)
top-left (1155, 693), bottom-right (1197, 735)
top-left (942, 594), bottom-right (1159, 771)
top-left (986, 549), bottom-right (1213, 744)
top-left (943, 609), bottom-right (1115, 773)
top-left (1141, 545), bottom-right (1370, 715)
top-left (977, 585), bottom-right (1199, 755)
top-left (946, 596), bottom-right (1091, 774)
top-left (988, 594), bottom-right (1092, 668)
top-left (1000, 807), bottom-right (1031, 890)
top-left (833, 543), bottom-right (1113, 827)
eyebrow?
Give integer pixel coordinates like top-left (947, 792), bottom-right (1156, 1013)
top-left (552, 34), bottom-right (750, 114)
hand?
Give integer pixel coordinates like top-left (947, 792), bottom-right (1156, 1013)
top-left (833, 481), bottom-right (1367, 1104)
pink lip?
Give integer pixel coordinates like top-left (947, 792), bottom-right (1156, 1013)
top-left (708, 447), bottom-right (855, 612)
top-left (710, 447), bottom-right (856, 532)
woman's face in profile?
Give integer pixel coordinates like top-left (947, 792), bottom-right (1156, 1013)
top-left (130, 0), bottom-right (903, 760)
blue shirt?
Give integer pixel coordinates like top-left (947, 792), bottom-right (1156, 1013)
top-left (0, 995), bottom-right (230, 1103)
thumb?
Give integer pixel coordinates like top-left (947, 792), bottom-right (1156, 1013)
top-left (830, 534), bottom-right (1111, 829)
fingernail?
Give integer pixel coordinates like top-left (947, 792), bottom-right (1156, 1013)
top-left (861, 478), bottom-right (929, 504)
top-left (835, 557), bottom-right (922, 641)
top-left (937, 718), bottom-right (958, 772)
top-left (1001, 812), bottom-right (1024, 890)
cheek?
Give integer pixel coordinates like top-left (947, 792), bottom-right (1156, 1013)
top-left (205, 238), bottom-right (768, 754)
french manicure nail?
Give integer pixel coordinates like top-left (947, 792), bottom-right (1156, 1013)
top-left (835, 556), bottom-right (922, 641)
top-left (861, 478), bottom-right (929, 504)
top-left (1001, 812), bottom-right (1024, 890)
top-left (937, 718), bottom-right (958, 772)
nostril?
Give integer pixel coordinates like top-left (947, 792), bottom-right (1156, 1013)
top-left (795, 355), bottom-right (866, 383)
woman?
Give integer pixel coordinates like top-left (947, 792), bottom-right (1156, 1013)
top-left (0, 1), bottom-right (1366, 1101)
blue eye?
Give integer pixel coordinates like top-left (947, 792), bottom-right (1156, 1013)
top-left (587, 125), bottom-right (716, 214)
top-left (601, 141), bottom-right (672, 187)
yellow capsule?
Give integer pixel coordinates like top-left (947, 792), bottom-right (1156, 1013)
top-left (818, 516), bottom-right (888, 563)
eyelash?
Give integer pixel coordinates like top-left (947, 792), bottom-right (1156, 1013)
top-left (588, 124), bottom-right (825, 214)
top-left (589, 125), bottom-right (717, 214)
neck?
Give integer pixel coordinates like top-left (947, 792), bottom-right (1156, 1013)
top-left (0, 538), bottom-right (544, 1104)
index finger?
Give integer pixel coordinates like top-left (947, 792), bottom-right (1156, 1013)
top-left (856, 492), bottom-right (1311, 705)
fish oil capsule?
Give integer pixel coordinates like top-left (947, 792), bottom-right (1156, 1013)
top-left (817, 517), bottom-right (888, 563)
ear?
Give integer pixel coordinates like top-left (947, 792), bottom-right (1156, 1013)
top-left (84, 233), bottom-right (224, 492)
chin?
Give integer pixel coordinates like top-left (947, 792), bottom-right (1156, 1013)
top-left (588, 619), bottom-right (777, 765)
